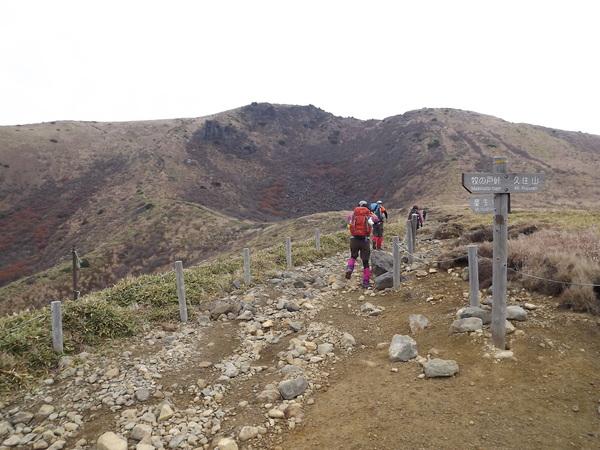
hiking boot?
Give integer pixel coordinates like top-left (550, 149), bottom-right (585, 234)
top-left (372, 241), bottom-right (376, 250)
top-left (345, 266), bottom-right (354, 280)
top-left (363, 279), bottom-right (370, 289)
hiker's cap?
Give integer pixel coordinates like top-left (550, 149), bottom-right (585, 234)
top-left (377, 200), bottom-right (382, 204)
top-left (358, 200), bottom-right (368, 207)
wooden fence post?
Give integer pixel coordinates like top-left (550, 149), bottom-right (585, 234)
top-left (315, 228), bottom-right (321, 251)
top-left (286, 237), bottom-right (292, 267)
top-left (174, 261), bottom-right (188, 323)
top-left (406, 220), bottom-right (414, 264)
top-left (72, 247), bottom-right (79, 300)
top-left (243, 248), bottom-right (251, 285)
top-left (51, 301), bottom-right (63, 353)
top-left (392, 236), bottom-right (400, 289)
top-left (468, 245), bottom-right (480, 307)
top-left (411, 214), bottom-right (418, 249)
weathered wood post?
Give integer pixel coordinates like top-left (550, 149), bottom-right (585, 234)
top-left (406, 220), bottom-right (414, 264)
top-left (243, 248), bottom-right (251, 285)
top-left (315, 228), bottom-right (321, 251)
top-left (174, 261), bottom-right (188, 323)
top-left (411, 214), bottom-right (418, 249)
top-left (392, 236), bottom-right (401, 289)
top-left (491, 157), bottom-right (509, 349)
top-left (51, 300), bottom-right (63, 352)
top-left (285, 237), bottom-right (292, 267)
top-left (468, 245), bottom-right (480, 307)
top-left (72, 247), bottom-right (79, 300)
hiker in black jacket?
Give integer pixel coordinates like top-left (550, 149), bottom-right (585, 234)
top-left (370, 200), bottom-right (388, 250)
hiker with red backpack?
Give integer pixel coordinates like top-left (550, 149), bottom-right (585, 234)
top-left (346, 200), bottom-right (380, 288)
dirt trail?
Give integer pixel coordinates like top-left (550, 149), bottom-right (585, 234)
top-left (277, 269), bottom-right (600, 449)
top-left (4, 224), bottom-right (600, 450)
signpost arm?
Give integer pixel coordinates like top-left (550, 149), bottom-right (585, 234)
top-left (491, 156), bottom-right (508, 349)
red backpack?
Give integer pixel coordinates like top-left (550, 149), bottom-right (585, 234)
top-left (350, 206), bottom-right (372, 237)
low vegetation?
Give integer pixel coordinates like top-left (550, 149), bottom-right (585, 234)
top-left (434, 206), bottom-right (600, 314)
top-left (0, 229), bottom-right (351, 394)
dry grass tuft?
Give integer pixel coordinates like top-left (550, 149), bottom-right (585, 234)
top-left (509, 228), bottom-right (600, 314)
top-left (431, 206), bottom-right (600, 314)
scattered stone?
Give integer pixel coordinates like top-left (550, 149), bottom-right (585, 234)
top-left (459, 307), bottom-right (491, 325)
top-left (317, 343), bottom-right (334, 355)
top-left (279, 377), bottom-right (308, 400)
top-left (409, 314), bottom-right (429, 333)
top-left (7, 412), bottom-right (33, 425)
top-left (97, 432), bottom-right (127, 450)
top-left (218, 437), bottom-right (239, 450)
top-left (388, 334), bottom-right (418, 362)
top-left (423, 358), bottom-right (460, 377)
top-left (505, 320), bottom-right (516, 334)
top-left (506, 306), bottom-right (528, 321)
top-left (239, 425), bottom-right (260, 441)
top-left (341, 333), bottom-right (356, 347)
top-left (374, 272), bottom-right (396, 290)
top-left (449, 317), bottom-right (483, 333)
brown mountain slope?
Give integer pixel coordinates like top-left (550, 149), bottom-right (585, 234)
top-left (1, 104), bottom-right (599, 312)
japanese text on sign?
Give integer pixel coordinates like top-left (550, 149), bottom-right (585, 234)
top-left (462, 173), bottom-right (545, 193)
top-left (470, 195), bottom-right (495, 214)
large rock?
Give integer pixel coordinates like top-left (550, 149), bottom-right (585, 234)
top-left (506, 305), bottom-right (528, 321)
top-left (210, 299), bottom-right (234, 319)
top-left (371, 251), bottom-right (393, 276)
top-left (374, 272), bottom-right (394, 290)
top-left (460, 307), bottom-right (492, 324)
top-left (388, 334), bottom-right (418, 362)
top-left (217, 437), bottom-right (239, 450)
top-left (97, 432), bottom-right (127, 450)
top-left (449, 317), bottom-right (483, 333)
top-left (279, 376), bottom-right (308, 400)
top-left (423, 358), bottom-right (460, 377)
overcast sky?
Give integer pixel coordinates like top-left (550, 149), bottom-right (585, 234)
top-left (1, 1), bottom-right (598, 134)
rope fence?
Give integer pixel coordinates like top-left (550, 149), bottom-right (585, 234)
top-left (0, 229), bottom-right (325, 351)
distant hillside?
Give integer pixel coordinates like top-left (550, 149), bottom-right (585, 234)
top-left (1, 103), bottom-right (599, 314)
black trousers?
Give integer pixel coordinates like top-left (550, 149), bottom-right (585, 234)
top-left (350, 237), bottom-right (370, 268)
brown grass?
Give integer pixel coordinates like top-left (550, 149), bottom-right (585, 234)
top-left (508, 228), bottom-right (600, 314)
top-left (430, 206), bottom-right (600, 314)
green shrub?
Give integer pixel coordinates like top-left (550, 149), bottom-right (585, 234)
top-left (427, 139), bottom-right (440, 149)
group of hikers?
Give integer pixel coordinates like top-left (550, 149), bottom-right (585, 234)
top-left (345, 200), bottom-right (425, 289)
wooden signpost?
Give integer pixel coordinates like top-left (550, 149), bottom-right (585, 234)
top-left (463, 157), bottom-right (545, 349)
